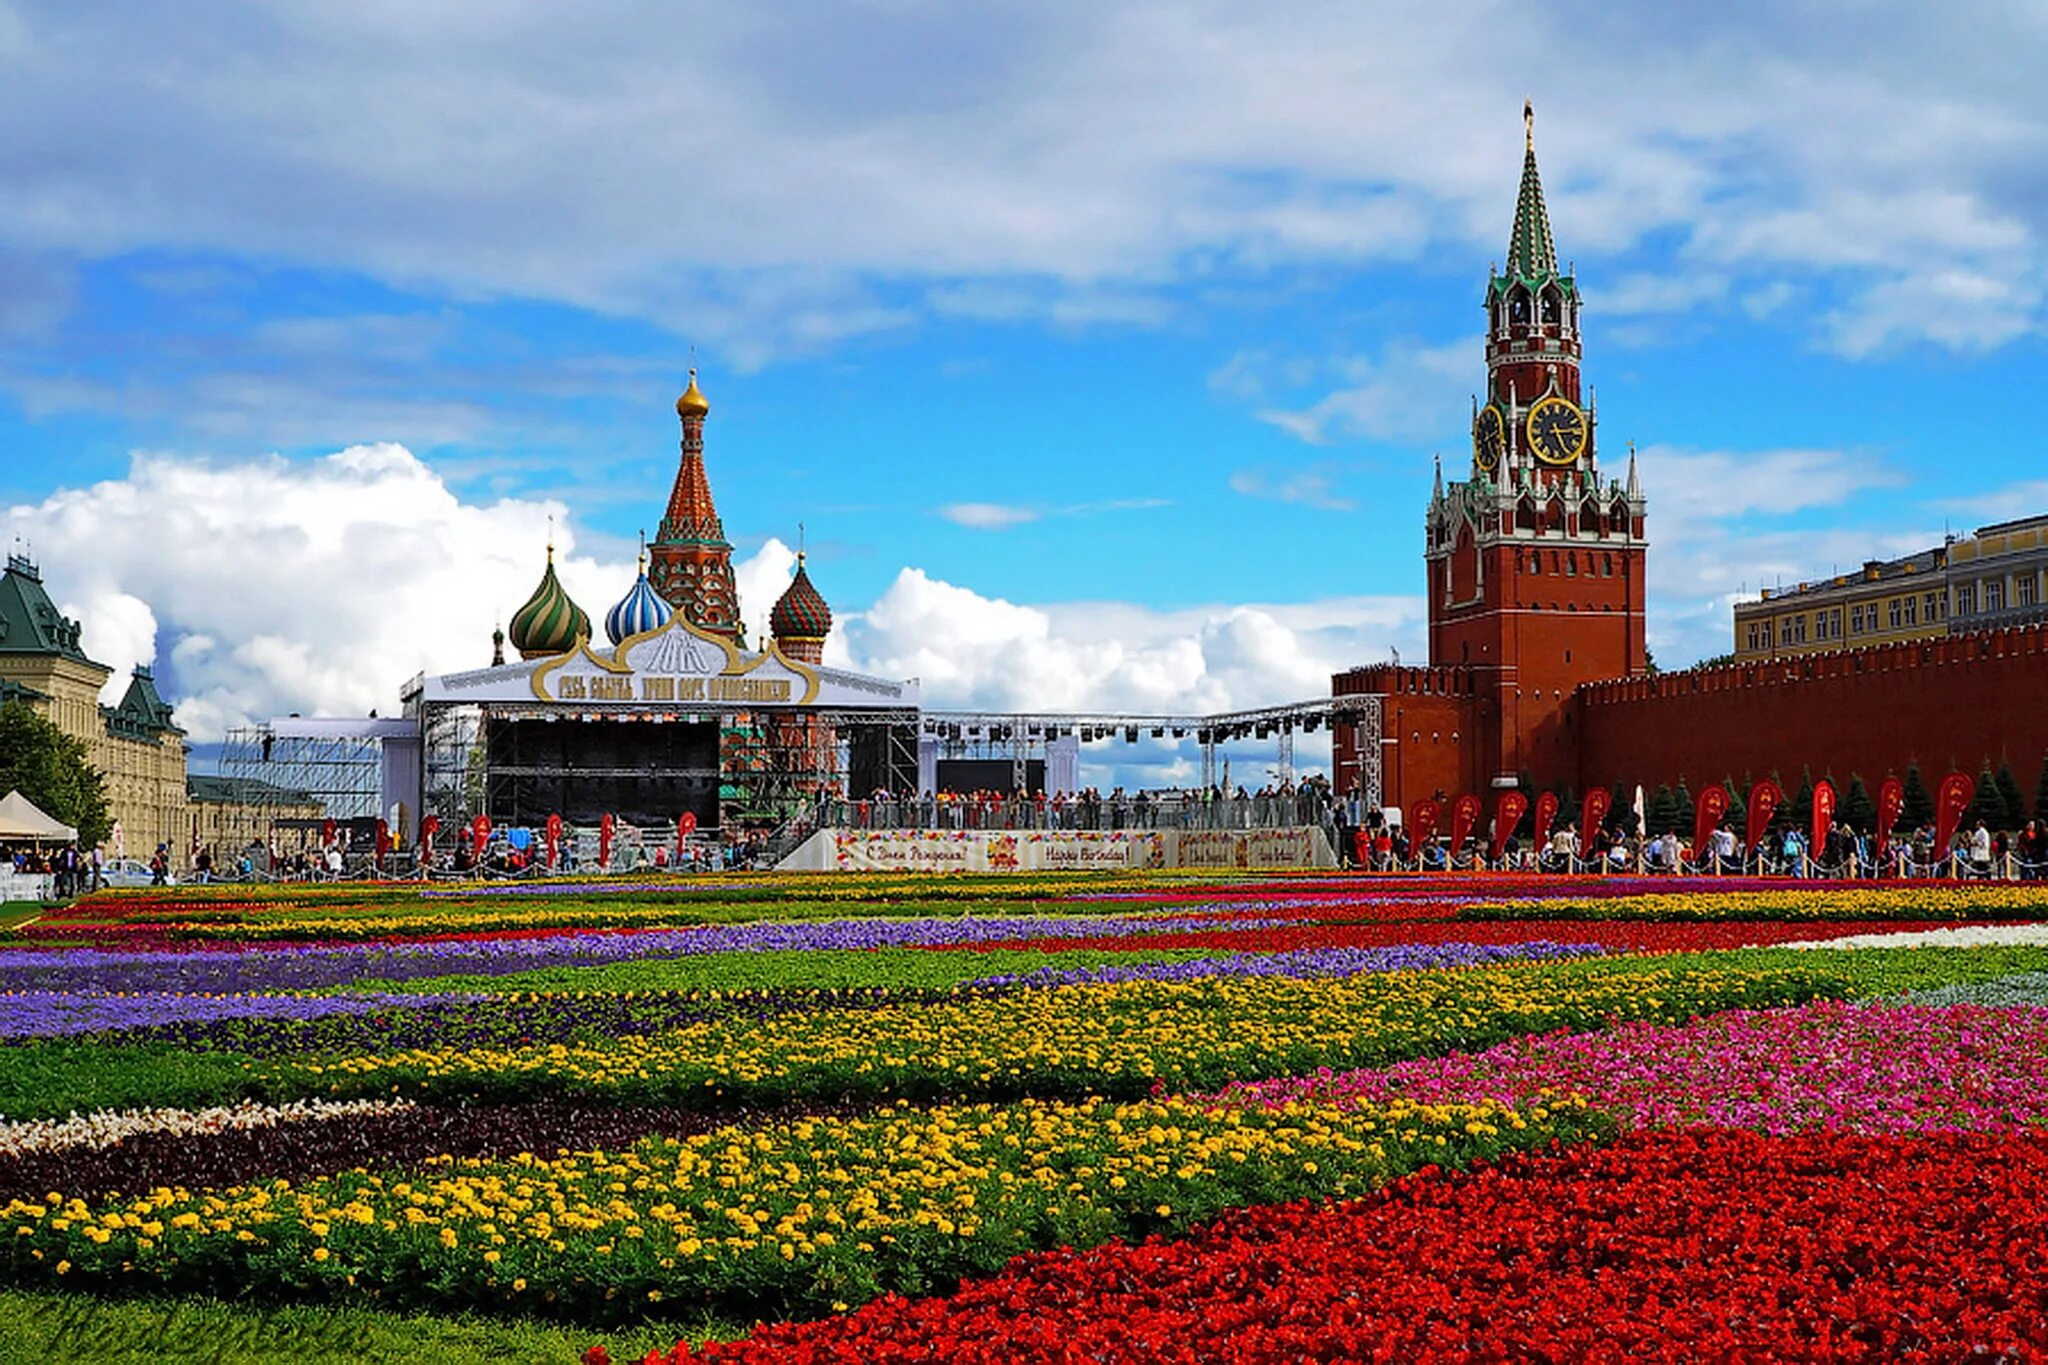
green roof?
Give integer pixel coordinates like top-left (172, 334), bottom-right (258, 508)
top-left (103, 667), bottom-right (184, 741)
top-left (0, 555), bottom-right (98, 665)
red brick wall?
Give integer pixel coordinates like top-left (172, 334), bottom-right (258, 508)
top-left (1576, 624), bottom-right (2048, 793)
top-left (1334, 665), bottom-right (1483, 810)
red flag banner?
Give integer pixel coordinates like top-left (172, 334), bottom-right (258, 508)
top-left (471, 815), bottom-right (492, 861)
top-left (1693, 784), bottom-right (1731, 866)
top-left (1580, 788), bottom-right (1611, 839)
top-left (677, 810), bottom-right (698, 862)
top-left (1744, 781), bottom-right (1784, 858)
top-left (419, 816), bottom-right (440, 872)
top-left (321, 818), bottom-right (337, 849)
top-left (1406, 798), bottom-right (1441, 855)
top-left (1449, 794), bottom-right (1483, 863)
top-left (1353, 828), bottom-right (1371, 866)
top-left (598, 813), bottom-right (615, 870)
top-left (545, 813), bottom-right (564, 871)
top-left (1875, 777), bottom-right (1904, 860)
top-left (1935, 772), bottom-right (1976, 865)
top-left (374, 819), bottom-right (391, 872)
top-left (1811, 780), bottom-right (1837, 867)
top-left (1490, 791), bottom-right (1529, 862)
top-left (1531, 791), bottom-right (1560, 854)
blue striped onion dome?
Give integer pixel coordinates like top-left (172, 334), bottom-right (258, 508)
top-left (606, 564), bottom-right (671, 645)
top-left (508, 548), bottom-right (590, 659)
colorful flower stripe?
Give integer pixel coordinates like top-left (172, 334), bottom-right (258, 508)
top-left (1220, 1000), bottom-right (2048, 1135)
top-left (0, 915), bottom-right (1260, 994)
top-left (967, 940), bottom-right (1603, 989)
top-left (278, 962), bottom-right (1842, 1108)
top-left (1463, 884), bottom-right (2048, 922)
top-left (0, 1099), bottom-right (416, 1158)
top-left (0, 1099), bottom-right (848, 1205)
top-left (671, 1129), bottom-right (2048, 1362)
top-left (0, 1095), bottom-right (1600, 1321)
top-left (932, 916), bottom-right (1960, 955)
top-left (0, 990), bottom-right (478, 1039)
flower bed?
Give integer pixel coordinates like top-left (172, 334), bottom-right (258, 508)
top-left (670, 1128), bottom-right (2048, 1362)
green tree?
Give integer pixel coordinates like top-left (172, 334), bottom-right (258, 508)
top-left (1969, 760), bottom-right (2007, 831)
top-left (1995, 761), bottom-right (2027, 832)
top-left (0, 701), bottom-right (111, 848)
top-left (1901, 764), bottom-right (1935, 833)
top-left (1841, 774), bottom-right (1877, 833)
top-left (1609, 780), bottom-right (1637, 836)
top-left (1790, 766), bottom-right (1816, 832)
top-left (1721, 775), bottom-right (1748, 841)
top-left (2034, 752), bottom-right (2048, 827)
top-left (1673, 777), bottom-right (1696, 840)
top-left (1647, 784), bottom-right (1679, 837)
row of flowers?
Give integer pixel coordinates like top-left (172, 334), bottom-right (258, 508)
top-left (665, 1128), bottom-right (2048, 1361)
top-left (273, 961), bottom-right (1843, 1109)
top-left (1219, 998), bottom-right (2048, 1135)
top-left (0, 1095), bottom-right (1602, 1322)
top-left (1462, 883), bottom-right (2048, 922)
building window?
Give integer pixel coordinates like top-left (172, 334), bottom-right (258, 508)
top-left (2020, 574), bottom-right (2039, 609)
top-left (1889, 598), bottom-right (1902, 630)
top-left (1956, 583), bottom-right (1977, 616)
top-left (1850, 605), bottom-right (1865, 635)
top-left (1904, 595), bottom-right (1919, 626)
top-left (1566, 555), bottom-right (1578, 577)
top-left (1829, 607), bottom-right (1843, 639)
top-left (1985, 579), bottom-right (2005, 612)
top-left (1791, 614), bottom-right (1807, 644)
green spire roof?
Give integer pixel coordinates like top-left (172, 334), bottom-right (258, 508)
top-left (508, 546), bottom-right (590, 660)
top-left (1505, 101), bottom-right (1557, 282)
top-left (103, 667), bottom-right (184, 741)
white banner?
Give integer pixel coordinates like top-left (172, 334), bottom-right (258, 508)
top-left (830, 830), bottom-right (1165, 873)
top-left (1176, 828), bottom-right (1317, 869)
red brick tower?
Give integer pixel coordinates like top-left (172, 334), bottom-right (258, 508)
top-left (648, 370), bottom-right (745, 643)
top-left (1423, 103), bottom-right (1648, 792)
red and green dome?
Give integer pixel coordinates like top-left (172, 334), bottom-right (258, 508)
top-left (770, 554), bottom-right (832, 642)
top-left (509, 547), bottom-right (590, 659)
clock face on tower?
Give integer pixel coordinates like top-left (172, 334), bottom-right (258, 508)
top-left (1472, 404), bottom-right (1505, 472)
top-left (1526, 396), bottom-right (1588, 466)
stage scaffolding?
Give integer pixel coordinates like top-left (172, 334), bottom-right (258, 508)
top-left (218, 717), bottom-right (416, 846)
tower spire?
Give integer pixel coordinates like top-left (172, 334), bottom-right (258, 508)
top-left (1626, 440), bottom-right (1642, 500)
top-left (1506, 101), bottom-right (1557, 280)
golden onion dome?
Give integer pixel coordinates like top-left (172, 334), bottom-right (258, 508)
top-left (508, 546), bottom-right (591, 660)
top-left (676, 368), bottom-right (710, 419)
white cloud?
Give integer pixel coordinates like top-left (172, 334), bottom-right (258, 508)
top-left (0, 5), bottom-right (2041, 355)
top-left (837, 566), bottom-right (1423, 716)
top-left (1, 445), bottom-right (803, 741)
top-left (1229, 468), bottom-right (1355, 511)
top-left (939, 502), bottom-right (1039, 530)
top-left (1257, 336), bottom-right (1478, 446)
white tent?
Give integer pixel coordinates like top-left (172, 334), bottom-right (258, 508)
top-left (0, 790), bottom-right (78, 842)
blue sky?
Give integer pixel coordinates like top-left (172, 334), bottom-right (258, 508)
top-left (2, 2), bottom-right (2045, 783)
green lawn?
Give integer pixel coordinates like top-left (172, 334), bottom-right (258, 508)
top-left (0, 901), bottom-right (49, 931)
top-left (0, 1288), bottom-right (729, 1364)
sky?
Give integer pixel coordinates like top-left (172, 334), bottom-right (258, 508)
top-left (2, 2), bottom-right (2045, 787)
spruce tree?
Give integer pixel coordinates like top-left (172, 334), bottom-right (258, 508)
top-left (1841, 775), bottom-right (1877, 833)
top-left (1901, 764), bottom-right (1935, 832)
top-left (1673, 777), bottom-right (1696, 840)
top-left (1790, 766), bottom-right (1817, 831)
top-left (1648, 784), bottom-right (1679, 837)
top-left (2035, 752), bottom-right (2048, 827)
top-left (1969, 760), bottom-right (2006, 831)
top-left (1610, 780), bottom-right (1635, 835)
top-left (1722, 775), bottom-right (1747, 840)
top-left (1995, 762), bottom-right (2027, 832)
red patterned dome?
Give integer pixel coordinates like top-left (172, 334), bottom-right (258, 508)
top-left (770, 553), bottom-right (832, 642)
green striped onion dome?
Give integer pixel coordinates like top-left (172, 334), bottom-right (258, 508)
top-left (770, 553), bottom-right (833, 641)
top-left (509, 550), bottom-right (590, 659)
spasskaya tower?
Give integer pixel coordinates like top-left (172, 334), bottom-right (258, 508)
top-left (1420, 102), bottom-right (1648, 793)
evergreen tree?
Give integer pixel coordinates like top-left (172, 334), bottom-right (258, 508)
top-left (1722, 775), bottom-right (1747, 840)
top-left (1790, 766), bottom-right (1816, 832)
top-left (2035, 752), bottom-right (2048, 827)
top-left (1647, 784), bottom-right (1679, 837)
top-left (1513, 769), bottom-right (1538, 838)
top-left (1673, 777), bottom-right (1696, 840)
top-left (0, 701), bottom-right (111, 848)
top-left (1969, 760), bottom-right (2006, 831)
top-left (1841, 775), bottom-right (1877, 833)
top-left (1901, 764), bottom-right (1935, 833)
top-left (1995, 761), bottom-right (2027, 832)
top-left (1610, 780), bottom-right (1636, 836)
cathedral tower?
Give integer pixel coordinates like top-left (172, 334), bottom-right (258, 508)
top-left (1423, 104), bottom-right (1648, 791)
top-left (648, 370), bottom-right (745, 642)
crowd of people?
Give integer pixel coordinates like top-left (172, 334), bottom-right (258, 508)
top-left (815, 777), bottom-right (1342, 834)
